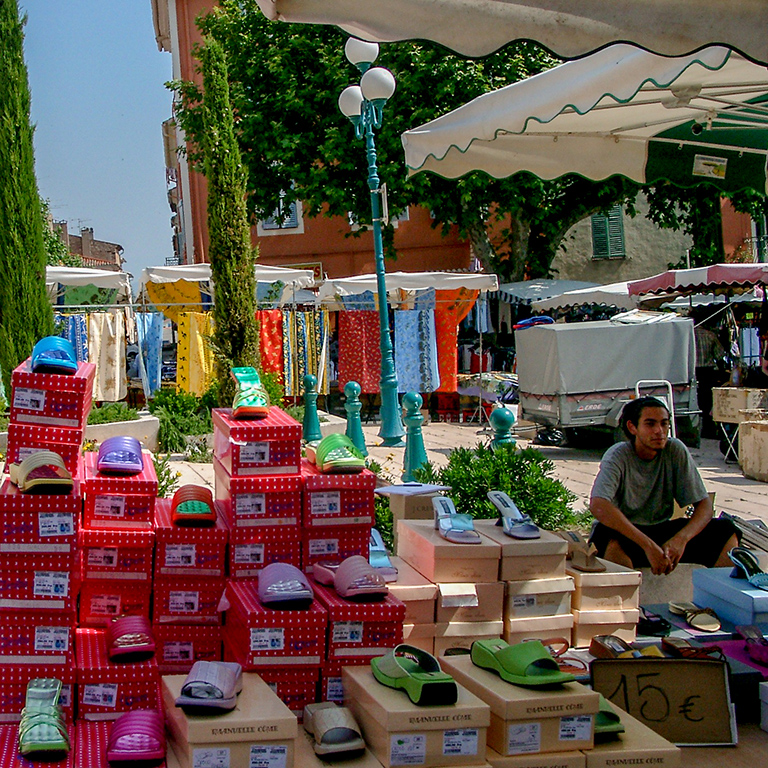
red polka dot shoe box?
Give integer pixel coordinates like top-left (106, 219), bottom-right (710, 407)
top-left (75, 720), bottom-right (168, 768)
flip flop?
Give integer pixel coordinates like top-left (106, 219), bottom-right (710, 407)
top-left (172, 484), bottom-right (217, 527)
top-left (433, 496), bottom-right (482, 545)
top-left (97, 436), bottom-right (144, 475)
top-left (303, 702), bottom-right (365, 757)
top-left (175, 661), bottom-right (243, 711)
top-left (470, 638), bottom-right (575, 687)
top-left (735, 625), bottom-right (768, 667)
top-left (17, 678), bottom-right (69, 757)
top-left (487, 491), bottom-right (540, 539)
top-left (230, 367), bottom-right (270, 419)
top-left (314, 555), bottom-right (388, 601)
top-left (728, 547), bottom-right (768, 591)
top-left (9, 451), bottom-right (74, 495)
top-left (258, 562), bottom-right (314, 609)
top-left (314, 434), bottom-right (366, 474)
top-left (369, 528), bottom-right (398, 582)
top-left (371, 645), bottom-right (458, 706)
top-left (594, 694), bottom-right (625, 741)
top-left (668, 601), bottom-right (721, 632)
top-left (556, 531), bottom-right (606, 572)
top-left (31, 336), bottom-right (78, 375)
top-left (106, 615), bottom-right (156, 661)
top-left (589, 635), bottom-right (664, 659)
top-left (661, 636), bottom-right (725, 661)
top-left (107, 709), bottom-right (166, 763)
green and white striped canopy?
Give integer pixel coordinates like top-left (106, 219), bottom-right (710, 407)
top-left (401, 45), bottom-right (768, 194)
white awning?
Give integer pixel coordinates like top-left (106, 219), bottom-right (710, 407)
top-left (317, 271), bottom-right (498, 301)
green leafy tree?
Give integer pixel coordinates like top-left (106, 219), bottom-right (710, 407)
top-left (40, 198), bottom-right (82, 267)
top-left (196, 35), bottom-right (259, 405)
top-left (0, 1), bottom-right (53, 393)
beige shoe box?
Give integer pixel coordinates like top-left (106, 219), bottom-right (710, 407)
top-left (295, 726), bottom-right (388, 768)
top-left (442, 655), bottom-right (598, 757)
top-left (566, 560), bottom-right (641, 611)
top-left (503, 613), bottom-right (574, 646)
top-left (505, 578), bottom-right (574, 619)
top-left (433, 620), bottom-right (505, 656)
top-left (389, 556), bottom-right (438, 624)
top-left (571, 608), bottom-right (639, 649)
top-left (474, 522), bottom-right (567, 582)
top-left (397, 520), bottom-right (501, 583)
top-left (343, 665), bottom-right (490, 768)
top-left (486, 747), bottom-right (586, 768)
top-left (403, 622), bottom-right (436, 654)
top-left (380, 486), bottom-right (444, 548)
top-left (584, 708), bottom-right (680, 768)
top-left (163, 672), bottom-right (297, 768)
top-left (437, 582), bottom-right (505, 623)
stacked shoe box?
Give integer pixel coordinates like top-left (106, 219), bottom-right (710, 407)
top-left (474, 521), bottom-right (575, 647)
top-left (568, 559), bottom-right (641, 648)
top-left (390, 555), bottom-right (439, 654)
top-left (79, 450), bottom-right (158, 627)
top-left (152, 498), bottom-right (228, 674)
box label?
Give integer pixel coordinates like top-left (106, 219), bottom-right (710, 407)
top-left (250, 627), bottom-right (284, 651)
top-left (38, 513), bottom-right (74, 538)
top-left (169, 591), bottom-right (199, 613)
top-left (90, 594), bottom-right (121, 616)
top-left (34, 626), bottom-right (70, 652)
top-left (310, 491), bottom-right (341, 516)
top-left (508, 722), bottom-right (541, 754)
top-left (309, 538), bottom-right (339, 556)
top-left (235, 543), bottom-right (265, 565)
top-left (443, 728), bottom-right (479, 756)
top-left (87, 547), bottom-right (118, 567)
top-left (18, 447), bottom-right (44, 461)
top-left (13, 387), bottom-right (45, 411)
top-left (559, 715), bottom-right (592, 741)
top-left (236, 494), bottom-right (265, 516)
top-left (241, 442), bottom-right (269, 463)
top-left (94, 495), bottom-right (126, 518)
top-left (163, 641), bottom-right (194, 662)
top-left (332, 621), bottom-right (363, 643)
top-left (390, 733), bottom-right (426, 765)
top-left (327, 676), bottom-right (343, 702)
top-left (60, 685), bottom-right (71, 708)
top-left (165, 544), bottom-right (196, 567)
top-left (33, 571), bottom-right (69, 598)
top-left (250, 745), bottom-right (287, 768)
top-left (82, 683), bottom-right (118, 708)
top-left (512, 595), bottom-right (537, 611)
top-left (193, 747), bottom-right (230, 768)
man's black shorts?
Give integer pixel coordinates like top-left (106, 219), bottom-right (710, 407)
top-left (590, 518), bottom-right (740, 568)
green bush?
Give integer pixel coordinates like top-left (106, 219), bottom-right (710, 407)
top-left (87, 402), bottom-right (140, 425)
top-left (153, 453), bottom-right (181, 498)
top-left (148, 389), bottom-right (212, 453)
top-left (260, 370), bottom-right (284, 409)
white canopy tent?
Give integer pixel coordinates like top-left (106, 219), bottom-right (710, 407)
top-left (140, 263), bottom-right (315, 293)
top-left (532, 282), bottom-right (639, 312)
top-left (493, 279), bottom-right (597, 306)
top-left (46, 266), bottom-right (133, 305)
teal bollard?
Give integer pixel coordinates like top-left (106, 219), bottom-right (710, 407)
top-left (402, 392), bottom-right (428, 482)
top-left (344, 381), bottom-right (368, 457)
top-left (302, 374), bottom-right (323, 443)
top-left (490, 405), bottom-right (516, 450)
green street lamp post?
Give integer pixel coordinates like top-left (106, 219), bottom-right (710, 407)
top-left (338, 38), bottom-right (405, 447)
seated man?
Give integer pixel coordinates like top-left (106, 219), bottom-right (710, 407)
top-left (590, 396), bottom-right (739, 575)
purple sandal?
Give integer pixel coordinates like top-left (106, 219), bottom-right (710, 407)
top-left (97, 436), bottom-right (144, 475)
top-left (258, 562), bottom-right (314, 609)
top-left (107, 709), bottom-right (165, 764)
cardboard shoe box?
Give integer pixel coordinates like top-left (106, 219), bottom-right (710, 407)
top-left (389, 556), bottom-right (438, 624)
top-left (321, 657), bottom-right (371, 704)
top-left (5, 422), bottom-right (84, 475)
top-left (503, 614), bottom-right (574, 647)
top-left (76, 720), bottom-right (167, 768)
top-left (692, 566), bottom-right (768, 626)
top-left (251, 665), bottom-right (320, 718)
top-left (78, 579), bottom-right (152, 627)
top-left (504, 578), bottom-right (574, 620)
top-left (0, 612), bottom-right (75, 666)
top-left (486, 748), bottom-right (585, 768)
top-left (442, 655), bottom-right (598, 757)
top-left (153, 623), bottom-right (222, 674)
top-left (228, 522), bottom-right (302, 579)
top-left (376, 483), bottom-right (448, 549)
top-left (567, 560), bottom-right (641, 611)
top-left (0, 664), bottom-right (75, 722)
top-left (80, 526), bottom-right (155, 582)
top-left (0, 565), bottom-right (79, 614)
top-left (153, 577), bottom-right (226, 625)
top-left (397, 520), bottom-right (500, 584)
top-left (343, 665), bottom-right (491, 768)
top-left (302, 459), bottom-right (377, 527)
top-left (403, 623), bottom-right (437, 655)
top-left (571, 608), bottom-right (639, 649)
top-left (437, 582), bottom-right (505, 624)
top-left (162, 673), bottom-right (297, 768)
top-left (302, 524), bottom-right (372, 572)
top-left (474, 522), bottom-right (567, 582)
top-left (712, 386), bottom-right (768, 424)
top-left (434, 621), bottom-right (504, 657)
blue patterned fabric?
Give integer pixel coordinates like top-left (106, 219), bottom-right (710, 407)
top-left (136, 312), bottom-right (164, 397)
top-left (340, 291), bottom-right (377, 311)
top-left (54, 313), bottom-right (89, 362)
top-left (413, 288), bottom-right (436, 311)
top-left (394, 310), bottom-right (439, 393)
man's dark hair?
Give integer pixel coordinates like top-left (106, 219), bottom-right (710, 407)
top-left (620, 396), bottom-right (670, 439)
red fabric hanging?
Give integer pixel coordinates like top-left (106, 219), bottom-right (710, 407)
top-left (256, 310), bottom-right (284, 375)
top-left (338, 311), bottom-right (381, 394)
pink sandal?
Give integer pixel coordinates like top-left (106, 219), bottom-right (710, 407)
top-left (107, 709), bottom-right (165, 763)
top-left (106, 615), bottom-right (155, 661)
top-left (315, 555), bottom-right (388, 601)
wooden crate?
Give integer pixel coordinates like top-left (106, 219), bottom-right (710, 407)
top-left (712, 387), bottom-right (768, 423)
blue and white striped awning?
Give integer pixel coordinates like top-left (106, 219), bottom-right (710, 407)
top-left (492, 279), bottom-right (598, 306)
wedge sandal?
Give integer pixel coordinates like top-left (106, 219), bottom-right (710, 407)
top-left (303, 702), bottom-right (365, 757)
top-left (433, 496), bottom-right (481, 545)
top-left (313, 434), bottom-right (366, 474)
top-left (175, 661), bottom-right (243, 711)
top-left (471, 638), bottom-right (575, 687)
top-left (31, 336), bottom-right (78, 375)
top-left (107, 615), bottom-right (156, 661)
top-left (314, 555), bottom-right (388, 601)
top-left (371, 645), bottom-right (458, 706)
top-left (487, 491), bottom-right (540, 539)
top-left (172, 484), bottom-right (217, 527)
top-left (9, 451), bottom-right (74, 495)
top-left (107, 709), bottom-right (166, 763)
top-left (17, 678), bottom-right (69, 757)
top-left (97, 436), bottom-right (144, 475)
top-left (231, 367), bottom-right (270, 419)
top-left (258, 562), bottom-right (314, 609)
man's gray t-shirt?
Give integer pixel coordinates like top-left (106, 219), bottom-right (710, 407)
top-left (591, 438), bottom-right (708, 526)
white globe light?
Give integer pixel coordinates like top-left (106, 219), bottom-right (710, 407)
top-left (338, 85), bottom-right (364, 118)
top-left (360, 67), bottom-right (396, 102)
top-left (344, 38), bottom-right (379, 67)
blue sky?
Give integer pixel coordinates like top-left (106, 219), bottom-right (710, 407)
top-left (21, 0), bottom-right (174, 285)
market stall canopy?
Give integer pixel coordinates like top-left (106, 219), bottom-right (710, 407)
top-left (254, 1), bottom-right (768, 63)
top-left (532, 282), bottom-right (638, 311)
top-left (46, 267), bottom-right (132, 306)
top-left (627, 263), bottom-right (768, 297)
top-left (493, 279), bottom-right (596, 306)
top-left (402, 46), bottom-right (768, 195)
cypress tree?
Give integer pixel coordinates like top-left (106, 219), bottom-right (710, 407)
top-left (198, 36), bottom-right (259, 406)
top-left (0, 0), bottom-right (53, 394)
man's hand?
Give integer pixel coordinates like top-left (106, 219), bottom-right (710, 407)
top-left (663, 534), bottom-right (688, 571)
top-left (644, 540), bottom-right (672, 575)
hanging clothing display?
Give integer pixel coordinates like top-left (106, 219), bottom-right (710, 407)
top-left (394, 310), bottom-right (439, 393)
top-left (177, 311), bottom-right (215, 396)
top-left (55, 313), bottom-right (89, 362)
top-left (256, 310), bottom-right (284, 377)
top-left (88, 310), bottom-right (127, 402)
top-left (282, 310), bottom-right (330, 397)
top-left (338, 311), bottom-right (381, 394)
top-left (136, 312), bottom-right (164, 398)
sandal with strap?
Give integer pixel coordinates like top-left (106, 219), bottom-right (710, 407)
top-left (175, 661), bottom-right (243, 711)
top-left (107, 709), bottom-right (166, 763)
top-left (433, 496), bottom-right (482, 545)
top-left (728, 547), bottom-right (768, 592)
top-left (107, 615), bottom-right (155, 661)
top-left (668, 601), bottom-right (721, 633)
top-left (556, 531), bottom-right (606, 572)
top-left (471, 638), bottom-right (575, 687)
top-left (97, 436), bottom-right (144, 475)
top-left (487, 491), bottom-right (540, 539)
top-left (9, 451), bottom-right (74, 495)
top-left (172, 484), bottom-right (217, 527)
top-left (369, 528), bottom-right (398, 582)
top-left (313, 434), bottom-right (366, 474)
top-left (303, 702), bottom-right (365, 757)
top-left (231, 367), bottom-right (270, 419)
top-left (594, 694), bottom-right (625, 741)
top-left (314, 555), bottom-right (388, 601)
top-left (17, 678), bottom-right (69, 757)
top-left (31, 336), bottom-right (78, 375)
top-left (371, 645), bottom-right (458, 706)
top-left (661, 636), bottom-right (725, 661)
top-left (589, 635), bottom-right (664, 659)
top-left (735, 624), bottom-right (768, 667)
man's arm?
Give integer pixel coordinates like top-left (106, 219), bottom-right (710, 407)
top-left (661, 495), bottom-right (714, 569)
top-left (590, 496), bottom-right (671, 575)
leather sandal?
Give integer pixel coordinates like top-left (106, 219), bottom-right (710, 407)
top-left (9, 451), bottom-right (74, 495)
top-left (106, 615), bottom-right (155, 661)
top-left (589, 635), bottom-right (664, 659)
top-left (172, 484), bottom-right (217, 526)
top-left (668, 601), bottom-right (721, 633)
top-left (661, 636), bottom-right (724, 661)
top-left (371, 645), bottom-right (458, 706)
top-left (17, 678), bottom-right (69, 757)
top-left (314, 555), bottom-right (388, 601)
top-left (230, 367), bottom-right (270, 419)
top-left (433, 496), bottom-right (482, 544)
top-left (175, 661), bottom-right (243, 711)
top-left (107, 709), bottom-right (166, 763)
top-left (97, 436), bottom-right (144, 475)
top-left (303, 702), bottom-right (365, 757)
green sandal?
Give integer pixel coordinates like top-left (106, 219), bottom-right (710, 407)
top-left (594, 694), bottom-right (625, 741)
top-left (314, 434), bottom-right (365, 474)
top-left (230, 367), bottom-right (270, 419)
top-left (371, 644), bottom-right (458, 706)
top-left (471, 639), bottom-right (575, 688)
top-left (17, 678), bottom-right (69, 757)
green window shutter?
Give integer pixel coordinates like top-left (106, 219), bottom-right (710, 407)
top-left (591, 205), bottom-right (625, 259)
